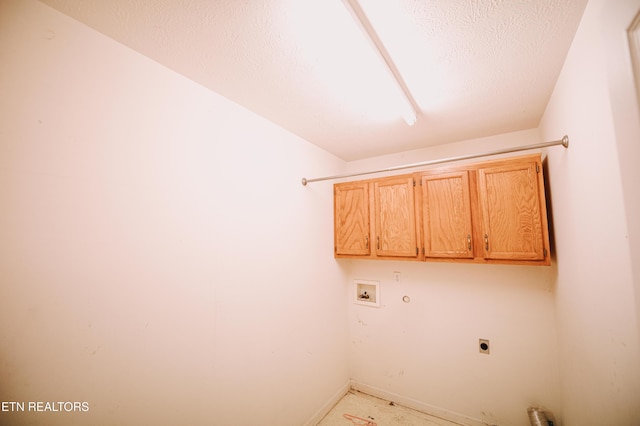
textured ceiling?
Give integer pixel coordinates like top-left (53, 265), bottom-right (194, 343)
top-left (38, 0), bottom-right (588, 161)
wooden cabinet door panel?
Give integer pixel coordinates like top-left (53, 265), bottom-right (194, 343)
top-left (374, 176), bottom-right (417, 258)
top-left (422, 171), bottom-right (474, 258)
top-left (478, 161), bottom-right (545, 260)
top-left (334, 182), bottom-right (370, 255)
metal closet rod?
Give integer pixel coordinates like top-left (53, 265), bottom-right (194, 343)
top-left (301, 135), bottom-right (569, 186)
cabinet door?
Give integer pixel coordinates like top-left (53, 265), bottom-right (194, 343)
top-left (421, 171), bottom-right (474, 258)
top-left (478, 160), bottom-right (546, 261)
top-left (374, 176), bottom-right (417, 258)
top-left (334, 182), bottom-right (370, 256)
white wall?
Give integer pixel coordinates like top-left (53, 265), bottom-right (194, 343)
top-left (343, 129), bottom-right (563, 426)
top-left (540, 0), bottom-right (640, 424)
top-left (5, 1), bottom-right (639, 425)
top-left (0, 1), bottom-right (349, 425)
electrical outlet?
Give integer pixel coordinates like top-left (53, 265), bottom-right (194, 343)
top-left (393, 271), bottom-right (401, 283)
top-left (479, 339), bottom-right (490, 354)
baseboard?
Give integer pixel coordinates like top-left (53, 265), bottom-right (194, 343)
top-left (303, 380), bottom-right (351, 426)
top-left (349, 380), bottom-right (490, 426)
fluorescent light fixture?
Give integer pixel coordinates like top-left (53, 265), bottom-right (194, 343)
top-left (342, 0), bottom-right (419, 126)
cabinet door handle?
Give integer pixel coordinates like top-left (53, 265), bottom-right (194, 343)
top-left (365, 235), bottom-right (369, 249)
top-left (467, 234), bottom-right (472, 251)
top-left (484, 234), bottom-right (489, 251)
top-left (376, 236), bottom-right (380, 250)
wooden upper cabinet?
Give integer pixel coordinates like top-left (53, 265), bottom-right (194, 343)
top-left (334, 181), bottom-right (370, 256)
top-left (477, 158), bottom-right (548, 262)
top-left (421, 171), bottom-right (474, 259)
top-left (373, 176), bottom-right (418, 258)
top-left (333, 154), bottom-right (551, 265)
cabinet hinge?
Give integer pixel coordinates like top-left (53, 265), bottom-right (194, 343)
top-left (416, 247), bottom-right (419, 255)
top-left (536, 164), bottom-right (540, 173)
top-left (543, 248), bottom-right (547, 257)
top-left (413, 179), bottom-right (416, 187)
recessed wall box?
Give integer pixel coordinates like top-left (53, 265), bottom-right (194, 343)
top-left (354, 280), bottom-right (380, 308)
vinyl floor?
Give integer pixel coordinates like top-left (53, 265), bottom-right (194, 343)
top-left (317, 390), bottom-right (465, 426)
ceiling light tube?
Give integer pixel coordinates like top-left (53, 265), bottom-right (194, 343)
top-left (342, 0), bottom-right (419, 126)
